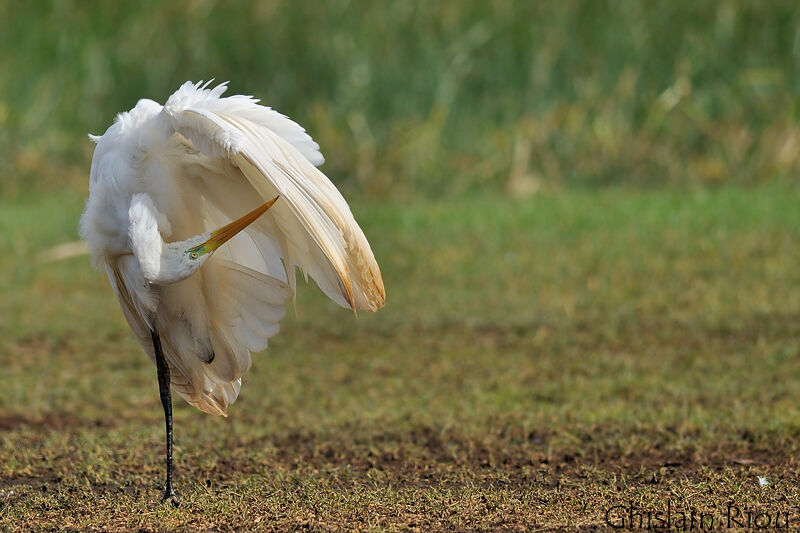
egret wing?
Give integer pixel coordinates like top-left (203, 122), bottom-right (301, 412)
top-left (85, 81), bottom-right (385, 416)
top-left (161, 81), bottom-right (386, 312)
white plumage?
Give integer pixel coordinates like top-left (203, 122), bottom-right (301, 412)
top-left (81, 80), bottom-right (385, 417)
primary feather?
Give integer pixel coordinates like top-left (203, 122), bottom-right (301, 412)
top-left (80, 81), bottom-right (385, 415)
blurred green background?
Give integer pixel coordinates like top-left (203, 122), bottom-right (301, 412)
top-left (1, 0), bottom-right (798, 200)
top-left (1, 3), bottom-right (799, 528)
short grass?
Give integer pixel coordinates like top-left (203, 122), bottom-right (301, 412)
top-left (1, 185), bottom-right (799, 530)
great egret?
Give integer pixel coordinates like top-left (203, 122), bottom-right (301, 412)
top-left (79, 81), bottom-right (385, 504)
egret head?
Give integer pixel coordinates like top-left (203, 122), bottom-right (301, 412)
top-left (179, 195), bottom-right (281, 273)
top-left (186, 195), bottom-right (279, 261)
top-left (135, 196), bottom-right (280, 285)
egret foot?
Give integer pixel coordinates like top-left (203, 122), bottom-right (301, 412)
top-left (161, 487), bottom-right (180, 508)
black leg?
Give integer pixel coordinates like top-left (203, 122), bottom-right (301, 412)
top-left (151, 328), bottom-right (179, 507)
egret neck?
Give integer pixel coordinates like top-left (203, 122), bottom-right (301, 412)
top-left (129, 193), bottom-right (280, 285)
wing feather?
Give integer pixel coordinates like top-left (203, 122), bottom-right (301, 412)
top-left (162, 81), bottom-right (385, 312)
top-left (87, 81), bottom-right (384, 417)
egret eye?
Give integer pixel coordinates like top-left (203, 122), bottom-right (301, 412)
top-left (190, 251), bottom-right (199, 260)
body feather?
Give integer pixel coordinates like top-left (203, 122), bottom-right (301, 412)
top-left (80, 81), bottom-right (385, 415)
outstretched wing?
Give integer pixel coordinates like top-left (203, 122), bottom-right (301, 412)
top-left (133, 81), bottom-right (386, 414)
top-left (161, 81), bottom-right (385, 312)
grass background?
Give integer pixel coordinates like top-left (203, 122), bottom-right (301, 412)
top-left (1, 1), bottom-right (799, 198)
top-left (1, 1), bottom-right (799, 531)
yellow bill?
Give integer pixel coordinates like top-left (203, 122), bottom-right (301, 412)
top-left (188, 196), bottom-right (279, 257)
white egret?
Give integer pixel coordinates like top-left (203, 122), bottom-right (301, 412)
top-left (80, 81), bottom-right (385, 504)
